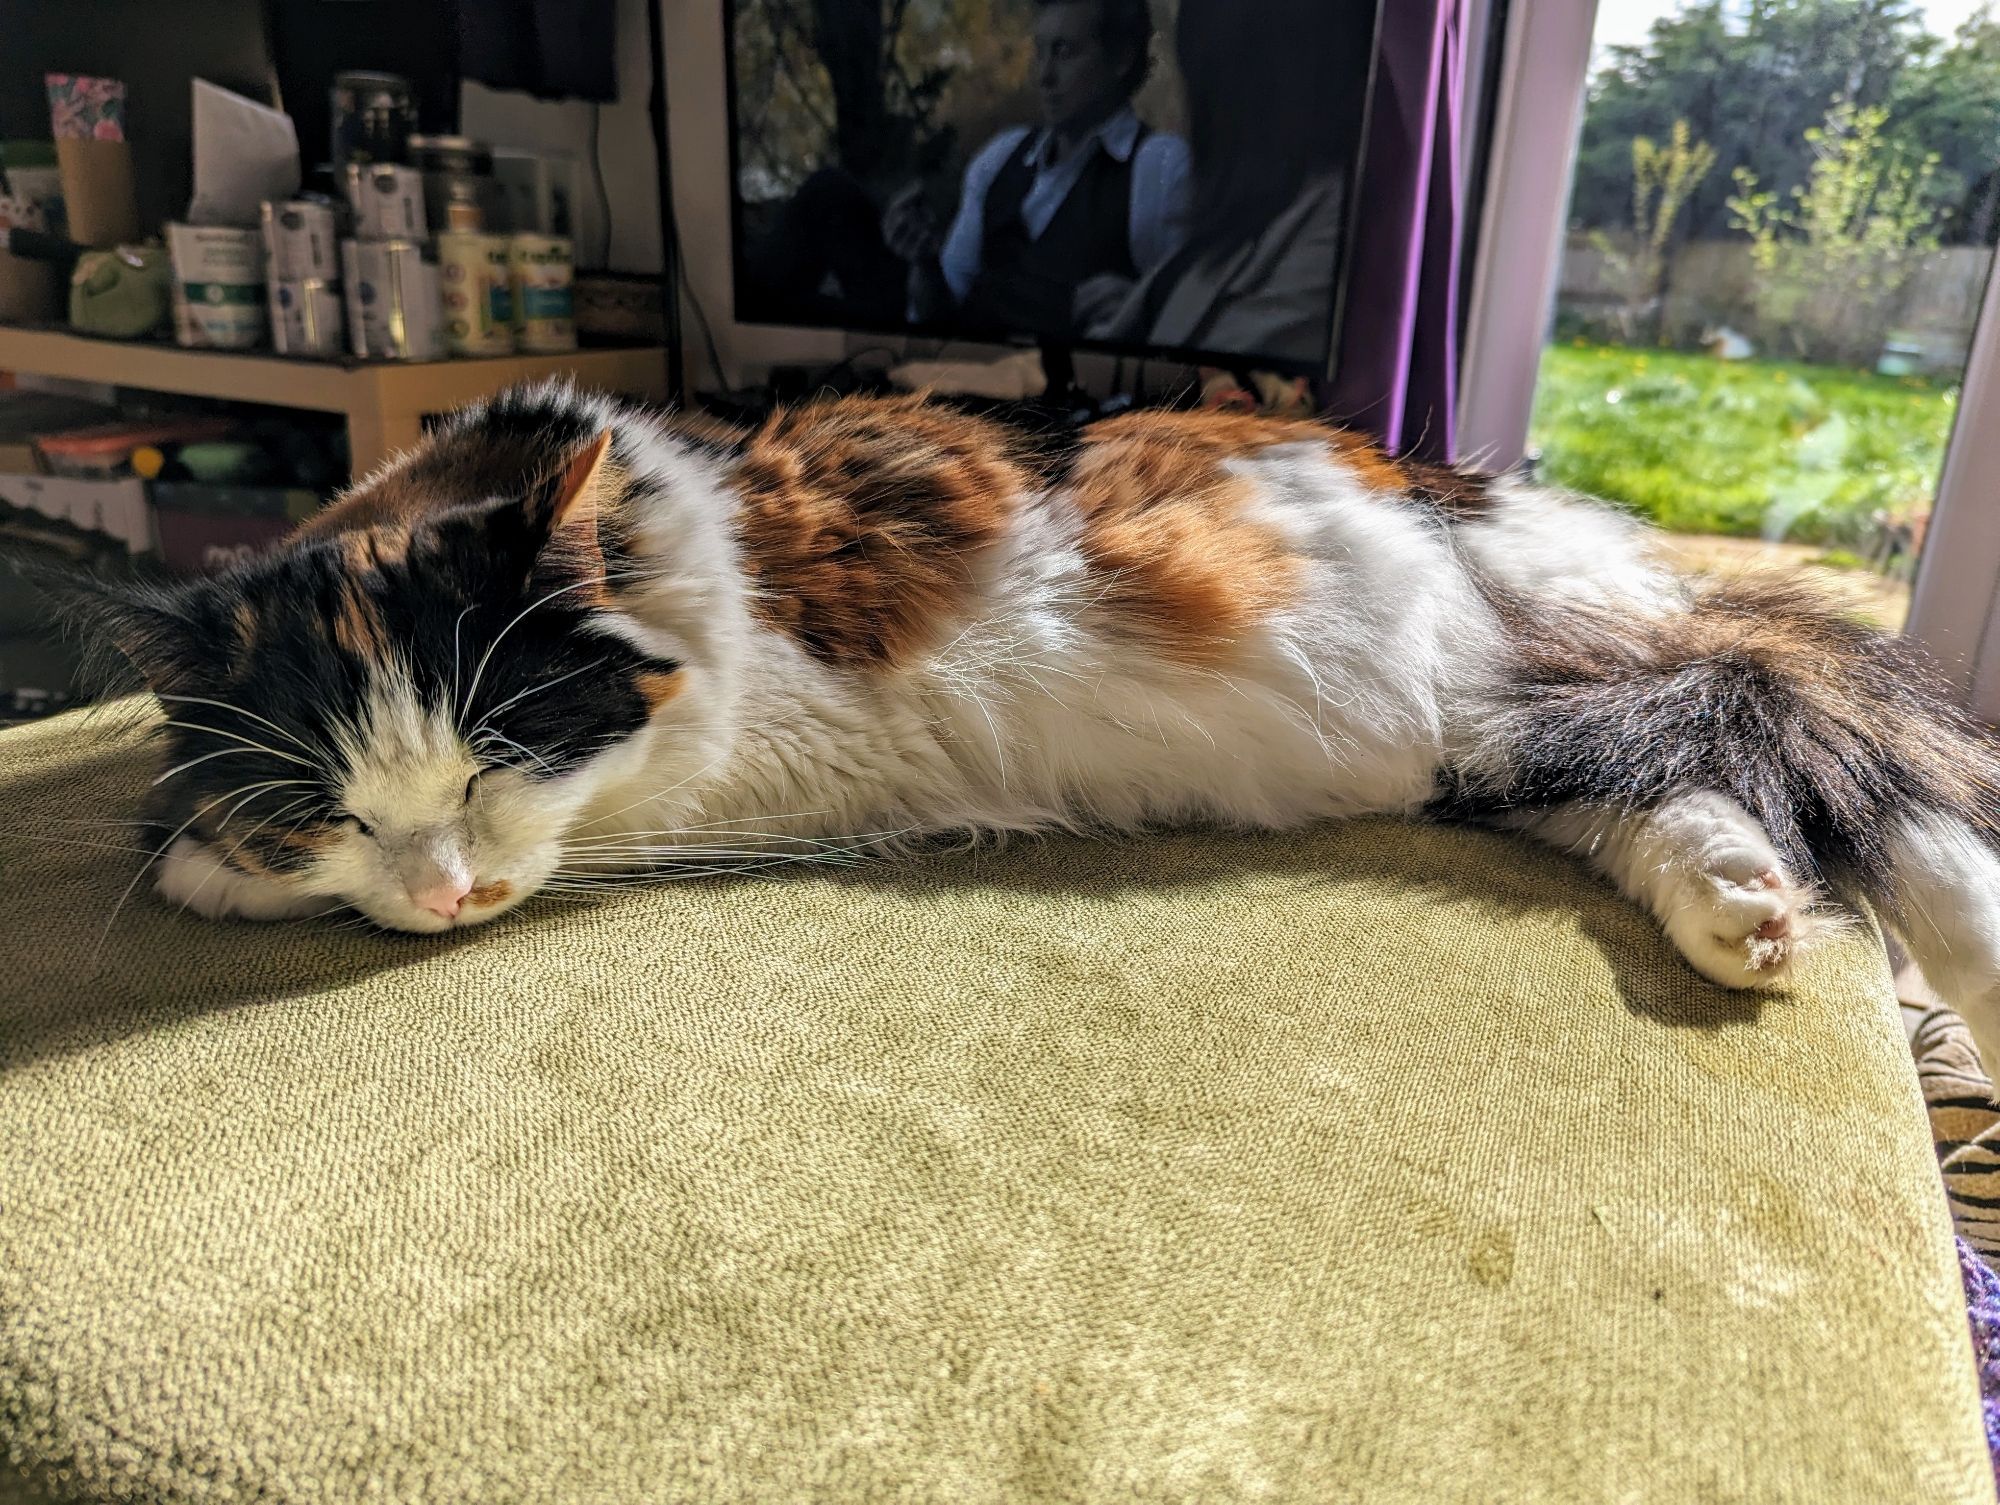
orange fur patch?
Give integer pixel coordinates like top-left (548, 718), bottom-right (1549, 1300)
top-left (730, 396), bottom-right (1027, 666)
top-left (633, 668), bottom-right (683, 714)
top-left (1324, 426), bottom-right (1412, 494)
top-left (1064, 411), bottom-right (1313, 662)
top-left (467, 880), bottom-right (513, 908)
top-left (330, 578), bottom-right (387, 660)
top-left (230, 601), bottom-right (259, 659)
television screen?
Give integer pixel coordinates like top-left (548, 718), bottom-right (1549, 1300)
top-left (726, 0), bottom-right (1381, 373)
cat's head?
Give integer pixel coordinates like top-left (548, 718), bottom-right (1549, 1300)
top-left (58, 429), bottom-right (687, 933)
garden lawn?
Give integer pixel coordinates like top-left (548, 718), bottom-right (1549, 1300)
top-left (1527, 341), bottom-right (1959, 545)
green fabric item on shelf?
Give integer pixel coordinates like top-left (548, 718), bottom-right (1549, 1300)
top-left (0, 707), bottom-right (1989, 1504)
top-left (66, 245), bottom-right (170, 340)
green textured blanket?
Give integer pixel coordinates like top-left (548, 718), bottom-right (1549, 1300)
top-left (0, 709), bottom-right (1989, 1503)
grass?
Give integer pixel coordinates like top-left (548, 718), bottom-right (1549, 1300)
top-left (1526, 340), bottom-right (1959, 545)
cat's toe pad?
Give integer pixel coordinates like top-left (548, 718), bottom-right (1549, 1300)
top-left (1667, 863), bottom-right (1815, 988)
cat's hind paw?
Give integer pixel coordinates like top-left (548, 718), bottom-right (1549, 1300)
top-left (1665, 854), bottom-right (1824, 990)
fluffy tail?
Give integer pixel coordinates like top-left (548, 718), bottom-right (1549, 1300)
top-left (1441, 574), bottom-right (2000, 1055)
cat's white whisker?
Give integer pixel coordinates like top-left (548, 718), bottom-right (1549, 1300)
top-left (466, 661), bottom-right (601, 730)
top-left (156, 694), bottom-right (331, 766)
top-left (151, 747), bottom-right (280, 787)
top-left (471, 728), bottom-right (556, 775)
top-left (458, 577), bottom-right (618, 723)
top-left (26, 833), bottom-right (169, 858)
top-left (158, 720), bottom-right (321, 773)
top-left (449, 604), bottom-right (477, 712)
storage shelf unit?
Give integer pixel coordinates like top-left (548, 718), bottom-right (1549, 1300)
top-left (0, 326), bottom-right (671, 474)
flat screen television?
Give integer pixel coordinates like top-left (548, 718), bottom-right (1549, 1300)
top-left (724, 0), bottom-right (1382, 377)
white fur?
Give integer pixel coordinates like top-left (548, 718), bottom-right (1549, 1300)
top-left (157, 836), bottom-right (334, 922)
top-left (1885, 812), bottom-right (2000, 1072)
top-left (1453, 477), bottom-right (1680, 614)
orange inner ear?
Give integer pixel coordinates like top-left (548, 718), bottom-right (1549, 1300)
top-left (543, 429), bottom-right (616, 579)
top-left (551, 429), bottom-right (616, 534)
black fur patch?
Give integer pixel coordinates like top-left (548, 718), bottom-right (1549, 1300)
top-left (1434, 573), bottom-right (2000, 895)
top-left (1400, 460), bottom-right (1498, 523)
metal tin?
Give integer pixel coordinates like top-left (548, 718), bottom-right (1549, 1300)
top-left (507, 233), bottom-right (576, 353)
top-left (436, 231), bottom-right (515, 356)
top-left (259, 198), bottom-right (339, 281)
top-left (269, 278), bottom-right (345, 358)
top-left (341, 162), bottom-right (427, 242)
top-left (331, 70), bottom-right (414, 167)
top-left (166, 223), bottom-right (266, 350)
top-left (340, 238), bottom-right (443, 361)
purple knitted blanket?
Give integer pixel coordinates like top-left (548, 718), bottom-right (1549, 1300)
top-left (1959, 1237), bottom-right (2000, 1487)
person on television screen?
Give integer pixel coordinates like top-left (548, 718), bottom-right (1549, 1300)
top-left (883, 0), bottom-right (1191, 338)
top-left (1086, 0), bottom-right (1372, 366)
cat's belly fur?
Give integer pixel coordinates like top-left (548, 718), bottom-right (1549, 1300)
top-left (577, 443), bottom-right (1672, 853)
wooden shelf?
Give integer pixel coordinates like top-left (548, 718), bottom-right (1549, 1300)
top-left (0, 326), bottom-right (672, 473)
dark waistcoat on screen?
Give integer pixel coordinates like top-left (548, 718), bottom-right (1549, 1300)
top-left (961, 127), bottom-right (1145, 336)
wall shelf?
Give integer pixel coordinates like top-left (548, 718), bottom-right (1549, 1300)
top-left (0, 326), bottom-right (672, 474)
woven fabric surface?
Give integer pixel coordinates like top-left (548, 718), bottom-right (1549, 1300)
top-left (0, 708), bottom-right (1989, 1504)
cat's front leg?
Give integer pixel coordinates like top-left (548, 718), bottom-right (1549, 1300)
top-left (1522, 792), bottom-right (1825, 988)
top-left (155, 836), bottom-right (335, 923)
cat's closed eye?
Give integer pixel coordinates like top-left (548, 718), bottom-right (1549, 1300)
top-left (341, 814), bottom-right (375, 838)
top-left (463, 773), bottom-right (481, 804)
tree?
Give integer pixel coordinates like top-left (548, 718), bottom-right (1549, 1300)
top-left (1573, 0), bottom-right (1929, 240)
top-left (1590, 120), bottom-right (1719, 341)
top-left (1889, 7), bottom-right (2000, 243)
top-left (1728, 100), bottom-right (1943, 362)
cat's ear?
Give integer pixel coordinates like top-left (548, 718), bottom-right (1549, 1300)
top-left (527, 429), bottom-right (616, 575)
top-left (10, 556), bottom-right (218, 694)
top-left (538, 428), bottom-right (617, 536)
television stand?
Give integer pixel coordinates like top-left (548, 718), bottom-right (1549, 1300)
top-left (1038, 341), bottom-right (1081, 407)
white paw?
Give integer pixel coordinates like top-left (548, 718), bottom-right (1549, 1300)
top-left (1665, 855), bottom-right (1813, 990)
top-left (155, 837), bottom-right (333, 923)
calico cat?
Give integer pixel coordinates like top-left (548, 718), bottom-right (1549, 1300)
top-left (55, 383), bottom-right (2000, 1071)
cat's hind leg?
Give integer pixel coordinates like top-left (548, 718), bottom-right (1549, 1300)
top-left (1884, 813), bottom-right (2000, 1081)
top-left (1520, 791), bottom-right (1827, 989)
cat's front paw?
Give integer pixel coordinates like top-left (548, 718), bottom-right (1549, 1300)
top-left (1665, 853), bottom-right (1818, 989)
top-left (155, 837), bottom-right (332, 922)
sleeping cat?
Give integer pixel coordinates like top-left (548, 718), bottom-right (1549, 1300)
top-left (54, 383), bottom-right (2000, 1071)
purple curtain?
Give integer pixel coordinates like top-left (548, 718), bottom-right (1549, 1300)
top-left (1327, 0), bottom-right (1467, 463)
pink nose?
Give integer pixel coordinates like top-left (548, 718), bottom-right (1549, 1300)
top-left (411, 876), bottom-right (475, 919)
